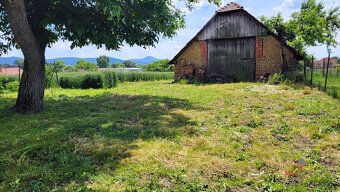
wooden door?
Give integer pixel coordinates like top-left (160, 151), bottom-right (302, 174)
top-left (207, 38), bottom-right (255, 82)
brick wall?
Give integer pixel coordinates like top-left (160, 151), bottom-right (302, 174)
top-left (174, 40), bottom-right (207, 80)
top-left (255, 35), bottom-right (297, 80)
top-left (199, 41), bottom-right (208, 65)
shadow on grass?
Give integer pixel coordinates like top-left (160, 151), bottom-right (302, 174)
top-left (0, 93), bottom-right (200, 191)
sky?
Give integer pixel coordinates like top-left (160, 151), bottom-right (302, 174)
top-left (2, 0), bottom-right (340, 60)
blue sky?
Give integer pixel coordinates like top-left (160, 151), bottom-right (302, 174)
top-left (3, 0), bottom-right (340, 60)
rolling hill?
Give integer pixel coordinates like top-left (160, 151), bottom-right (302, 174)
top-left (0, 56), bottom-right (159, 66)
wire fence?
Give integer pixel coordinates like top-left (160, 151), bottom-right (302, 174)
top-left (305, 59), bottom-right (340, 99)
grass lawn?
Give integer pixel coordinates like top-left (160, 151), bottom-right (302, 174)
top-left (0, 81), bottom-right (339, 191)
top-left (307, 69), bottom-right (340, 99)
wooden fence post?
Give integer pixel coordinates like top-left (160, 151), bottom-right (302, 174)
top-left (324, 53), bottom-right (331, 91)
top-left (311, 56), bottom-right (314, 87)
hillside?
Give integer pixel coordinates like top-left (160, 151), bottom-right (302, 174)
top-left (0, 81), bottom-right (339, 191)
top-left (0, 56), bottom-right (159, 66)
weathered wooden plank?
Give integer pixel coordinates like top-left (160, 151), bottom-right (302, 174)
top-left (198, 11), bottom-right (264, 40)
top-left (207, 38), bottom-right (255, 82)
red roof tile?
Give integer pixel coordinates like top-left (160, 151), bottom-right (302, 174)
top-left (217, 2), bottom-right (243, 12)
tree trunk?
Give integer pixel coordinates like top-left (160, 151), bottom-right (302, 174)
top-left (3, 0), bottom-right (46, 114)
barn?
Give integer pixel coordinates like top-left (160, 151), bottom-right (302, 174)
top-left (170, 2), bottom-right (301, 82)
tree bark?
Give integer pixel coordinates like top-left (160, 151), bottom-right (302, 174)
top-left (3, 0), bottom-right (45, 114)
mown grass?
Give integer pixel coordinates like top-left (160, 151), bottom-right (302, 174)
top-left (0, 81), bottom-right (339, 191)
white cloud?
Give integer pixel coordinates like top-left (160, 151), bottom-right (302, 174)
top-left (273, 0), bottom-right (295, 12)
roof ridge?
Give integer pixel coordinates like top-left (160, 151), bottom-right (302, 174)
top-left (217, 2), bottom-right (243, 12)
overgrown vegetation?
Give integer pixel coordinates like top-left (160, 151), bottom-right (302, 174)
top-left (75, 60), bottom-right (98, 71)
top-left (144, 59), bottom-right (173, 72)
top-left (307, 68), bottom-right (340, 99)
top-left (0, 71), bottom-right (174, 90)
top-left (0, 76), bottom-right (19, 94)
top-left (0, 81), bottom-right (339, 191)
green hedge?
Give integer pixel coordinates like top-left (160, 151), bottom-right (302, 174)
top-left (103, 71), bottom-right (118, 88)
top-left (58, 71), bottom-right (173, 89)
top-left (81, 74), bottom-right (104, 89)
top-left (116, 72), bottom-right (173, 82)
top-left (0, 71), bottom-right (173, 90)
top-left (59, 76), bottom-right (83, 89)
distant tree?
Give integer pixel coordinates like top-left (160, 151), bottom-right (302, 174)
top-left (111, 63), bottom-right (124, 68)
top-left (75, 60), bottom-right (98, 71)
top-left (96, 55), bottom-right (110, 68)
top-left (323, 5), bottom-right (340, 90)
top-left (145, 59), bottom-right (172, 72)
top-left (13, 58), bottom-right (24, 67)
top-left (13, 58), bottom-right (24, 81)
top-left (123, 60), bottom-right (137, 68)
top-left (332, 56), bottom-right (340, 64)
top-left (115, 63), bottom-right (125, 68)
top-left (53, 60), bottom-right (66, 72)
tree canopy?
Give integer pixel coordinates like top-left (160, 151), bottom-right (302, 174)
top-left (96, 55), bottom-right (109, 68)
top-left (145, 59), bottom-right (172, 72)
top-left (122, 60), bottom-right (137, 68)
top-left (0, 0), bottom-right (220, 113)
top-left (260, 0), bottom-right (340, 60)
top-left (0, 0), bottom-right (219, 55)
top-left (75, 60), bottom-right (98, 71)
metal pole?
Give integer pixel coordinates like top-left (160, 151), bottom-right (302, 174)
top-left (324, 53), bottom-right (331, 91)
top-left (311, 56), bottom-right (314, 87)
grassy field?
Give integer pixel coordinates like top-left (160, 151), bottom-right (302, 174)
top-left (0, 81), bottom-right (339, 191)
top-left (307, 68), bottom-right (340, 98)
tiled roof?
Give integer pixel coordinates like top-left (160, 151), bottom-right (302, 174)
top-left (217, 2), bottom-right (243, 12)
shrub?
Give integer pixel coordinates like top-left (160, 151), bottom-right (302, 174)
top-left (59, 76), bottom-right (82, 88)
top-left (116, 72), bottom-right (173, 82)
top-left (0, 84), bottom-right (5, 94)
top-left (268, 73), bottom-right (284, 85)
top-left (0, 76), bottom-right (19, 94)
top-left (0, 76), bottom-right (16, 87)
top-left (81, 74), bottom-right (104, 89)
top-left (144, 59), bottom-right (172, 72)
top-left (103, 71), bottom-right (118, 88)
top-left (284, 72), bottom-right (305, 83)
top-left (329, 88), bottom-right (339, 99)
top-left (177, 74), bottom-right (199, 84)
top-left (5, 81), bottom-right (19, 93)
top-left (75, 60), bottom-right (98, 71)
